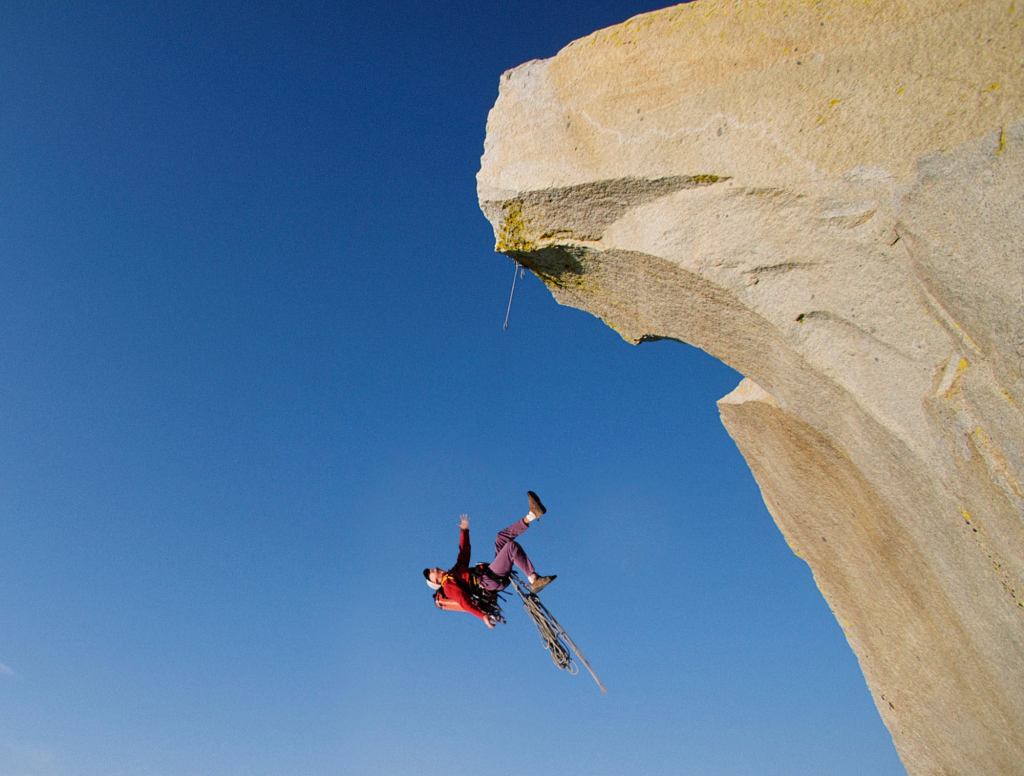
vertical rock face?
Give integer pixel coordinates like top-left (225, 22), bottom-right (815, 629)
top-left (477, 2), bottom-right (1024, 774)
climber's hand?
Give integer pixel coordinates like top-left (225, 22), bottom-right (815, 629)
top-left (459, 514), bottom-right (469, 530)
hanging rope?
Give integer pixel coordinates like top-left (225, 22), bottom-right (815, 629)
top-left (512, 576), bottom-right (574, 671)
top-left (502, 261), bottom-right (524, 331)
top-left (508, 572), bottom-right (607, 693)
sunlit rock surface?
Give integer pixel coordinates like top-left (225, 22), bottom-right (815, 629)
top-left (477, 2), bottom-right (1024, 774)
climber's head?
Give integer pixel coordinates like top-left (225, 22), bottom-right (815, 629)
top-left (423, 567), bottom-right (444, 590)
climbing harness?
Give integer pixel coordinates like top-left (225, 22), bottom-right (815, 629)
top-left (502, 261), bottom-right (525, 331)
top-left (507, 571), bottom-right (607, 694)
top-left (433, 581), bottom-right (505, 624)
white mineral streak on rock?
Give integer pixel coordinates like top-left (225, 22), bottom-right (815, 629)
top-left (478, 2), bottom-right (1024, 774)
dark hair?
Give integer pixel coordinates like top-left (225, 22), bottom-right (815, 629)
top-left (423, 568), bottom-right (431, 580)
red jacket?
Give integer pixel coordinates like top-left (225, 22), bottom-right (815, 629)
top-left (434, 527), bottom-right (487, 620)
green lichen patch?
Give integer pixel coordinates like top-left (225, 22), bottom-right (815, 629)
top-left (495, 200), bottom-right (535, 253)
top-left (689, 174), bottom-right (722, 185)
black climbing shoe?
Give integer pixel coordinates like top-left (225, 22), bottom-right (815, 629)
top-left (530, 574), bottom-right (556, 594)
top-left (527, 490), bottom-right (547, 517)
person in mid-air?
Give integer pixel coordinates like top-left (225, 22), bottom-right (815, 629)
top-left (423, 491), bottom-right (556, 629)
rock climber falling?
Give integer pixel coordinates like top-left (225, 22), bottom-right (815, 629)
top-left (423, 491), bottom-right (555, 629)
top-left (422, 490), bottom-right (607, 692)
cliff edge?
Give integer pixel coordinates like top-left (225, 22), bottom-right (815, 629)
top-left (477, 2), bottom-right (1024, 774)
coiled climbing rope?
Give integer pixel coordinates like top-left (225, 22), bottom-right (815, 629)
top-left (508, 572), bottom-right (606, 693)
top-left (511, 576), bottom-right (575, 672)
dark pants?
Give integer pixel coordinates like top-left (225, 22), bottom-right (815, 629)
top-left (478, 518), bottom-right (535, 591)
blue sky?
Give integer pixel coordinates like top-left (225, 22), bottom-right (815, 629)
top-left (0, 3), bottom-right (905, 774)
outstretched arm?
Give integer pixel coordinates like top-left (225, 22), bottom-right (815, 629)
top-left (449, 515), bottom-right (492, 628)
top-left (454, 513), bottom-right (471, 569)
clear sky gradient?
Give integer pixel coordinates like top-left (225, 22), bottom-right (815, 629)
top-left (1, 3), bottom-right (905, 774)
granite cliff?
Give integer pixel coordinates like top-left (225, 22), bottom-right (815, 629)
top-left (477, 2), bottom-right (1024, 774)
